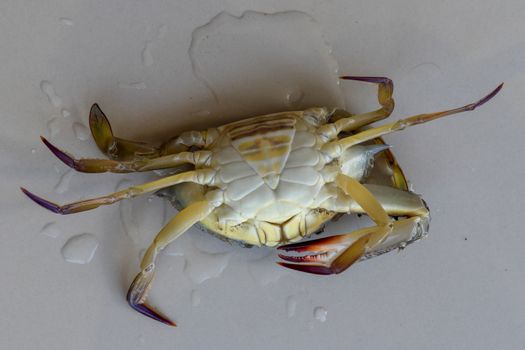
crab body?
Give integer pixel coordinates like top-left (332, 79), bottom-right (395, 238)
top-left (175, 109), bottom-right (337, 247)
top-left (22, 76), bottom-right (502, 327)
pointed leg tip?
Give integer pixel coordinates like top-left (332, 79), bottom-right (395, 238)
top-left (41, 137), bottom-right (77, 169)
top-left (127, 299), bottom-right (177, 327)
top-left (339, 76), bottom-right (392, 85)
top-left (474, 83), bottom-right (504, 108)
top-left (21, 188), bottom-right (62, 214)
top-left (89, 103), bottom-right (108, 123)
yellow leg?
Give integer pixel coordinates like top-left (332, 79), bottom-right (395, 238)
top-left (21, 169), bottom-right (216, 214)
top-left (41, 136), bottom-right (211, 173)
top-left (89, 104), bottom-right (218, 159)
top-left (127, 200), bottom-right (217, 326)
top-left (323, 83), bottom-right (503, 155)
top-left (89, 104), bottom-right (162, 160)
top-left (318, 76), bottom-right (395, 140)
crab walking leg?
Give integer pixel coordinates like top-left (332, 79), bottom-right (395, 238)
top-left (278, 174), bottom-right (394, 274)
top-left (41, 136), bottom-right (212, 173)
top-left (323, 83), bottom-right (504, 155)
top-left (21, 169), bottom-right (215, 214)
top-left (319, 184), bottom-right (429, 220)
top-left (90, 103), bottom-right (219, 159)
top-left (90, 104), bottom-right (162, 160)
top-left (127, 200), bottom-right (218, 326)
top-left (318, 76), bottom-right (395, 140)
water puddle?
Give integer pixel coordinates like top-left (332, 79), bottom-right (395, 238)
top-left (188, 10), bottom-right (344, 120)
top-left (285, 295), bottom-right (297, 318)
top-left (191, 289), bottom-right (201, 306)
top-left (142, 41), bottom-right (154, 67)
top-left (72, 122), bottom-right (90, 141)
top-left (59, 17), bottom-right (74, 27)
top-left (313, 306), bottom-right (327, 322)
top-left (61, 233), bottom-right (99, 264)
top-left (247, 250), bottom-right (290, 287)
top-left (40, 222), bottom-right (61, 238)
top-left (54, 169), bottom-right (74, 194)
top-left (46, 117), bottom-right (60, 139)
top-left (40, 80), bottom-right (63, 108)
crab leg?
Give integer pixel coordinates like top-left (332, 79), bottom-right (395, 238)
top-left (89, 104), bottom-right (162, 160)
top-left (278, 174), bottom-right (394, 274)
top-left (323, 83), bottom-right (503, 155)
top-left (318, 76), bottom-right (395, 140)
top-left (41, 136), bottom-right (212, 173)
top-left (90, 103), bottom-right (219, 159)
top-left (323, 184), bottom-right (429, 218)
top-left (127, 200), bottom-right (218, 326)
top-left (20, 169), bottom-right (215, 214)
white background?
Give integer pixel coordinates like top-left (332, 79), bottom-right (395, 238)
top-left (1, 1), bottom-right (524, 349)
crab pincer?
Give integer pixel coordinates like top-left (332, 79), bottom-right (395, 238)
top-left (277, 232), bottom-right (372, 275)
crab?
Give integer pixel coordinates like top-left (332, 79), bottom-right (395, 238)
top-left (21, 76), bottom-right (502, 326)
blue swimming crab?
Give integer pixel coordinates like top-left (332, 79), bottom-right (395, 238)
top-left (22, 76), bottom-right (502, 326)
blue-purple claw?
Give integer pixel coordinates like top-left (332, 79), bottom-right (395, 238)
top-left (127, 267), bottom-right (176, 327)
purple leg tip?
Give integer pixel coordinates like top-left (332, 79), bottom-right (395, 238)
top-left (340, 76), bottom-right (392, 85)
top-left (474, 83), bottom-right (504, 109)
top-left (40, 137), bottom-right (76, 170)
top-left (20, 187), bottom-right (62, 214)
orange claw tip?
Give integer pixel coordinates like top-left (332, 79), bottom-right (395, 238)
top-left (20, 187), bottom-right (63, 214)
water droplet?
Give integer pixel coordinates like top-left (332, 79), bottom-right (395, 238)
top-left (54, 169), bottom-right (74, 194)
top-left (191, 289), bottom-right (201, 306)
top-left (188, 11), bottom-right (343, 115)
top-left (285, 90), bottom-right (304, 108)
top-left (118, 81), bottom-right (147, 90)
top-left (46, 117), bottom-right (60, 139)
top-left (40, 81), bottom-right (62, 107)
top-left (184, 247), bottom-right (230, 284)
top-left (59, 17), bottom-right (74, 26)
top-left (285, 296), bottom-right (297, 317)
top-left (314, 306), bottom-right (327, 322)
top-left (31, 148), bottom-right (36, 154)
top-left (142, 41), bottom-right (154, 67)
top-left (61, 233), bottom-right (99, 264)
top-left (40, 222), bottom-right (61, 238)
top-left (61, 109), bottom-right (71, 118)
top-left (72, 122), bottom-right (89, 140)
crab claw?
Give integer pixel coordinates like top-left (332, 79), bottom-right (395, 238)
top-left (277, 233), bottom-right (371, 275)
top-left (127, 265), bottom-right (176, 327)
